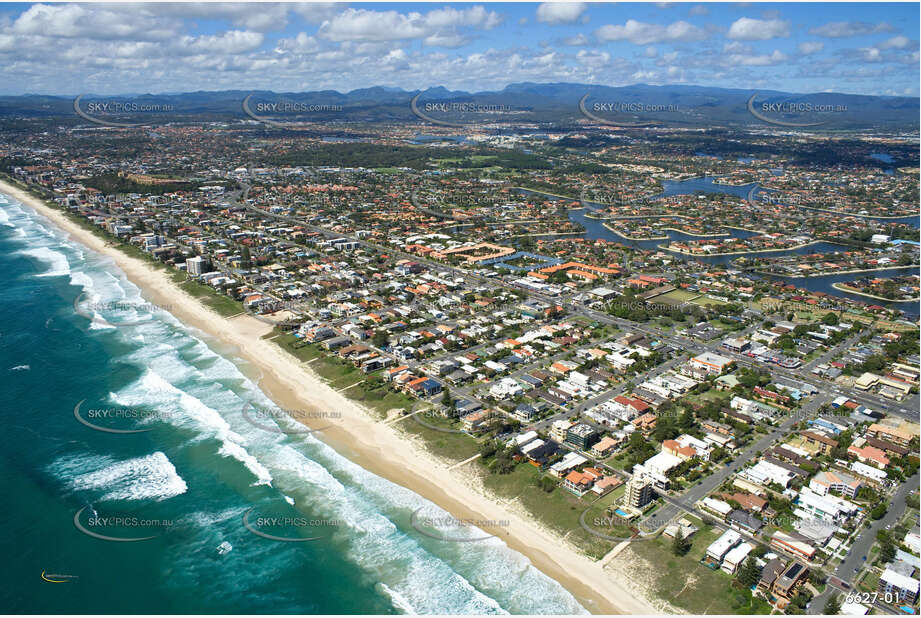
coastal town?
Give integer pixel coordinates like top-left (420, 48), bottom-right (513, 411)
top-left (2, 97), bottom-right (919, 616)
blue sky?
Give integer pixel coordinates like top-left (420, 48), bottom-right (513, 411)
top-left (0, 2), bottom-right (917, 96)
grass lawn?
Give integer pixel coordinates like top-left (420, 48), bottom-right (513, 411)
top-left (395, 412), bottom-right (481, 462)
top-left (660, 289), bottom-right (700, 303)
top-left (625, 527), bottom-right (772, 614)
top-left (481, 463), bottom-right (620, 559)
top-left (680, 388), bottom-right (731, 408)
top-left (692, 295), bottom-right (730, 307)
top-left (177, 279), bottom-right (243, 316)
top-left (272, 333), bottom-right (422, 419)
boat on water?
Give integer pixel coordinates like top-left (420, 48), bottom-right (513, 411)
top-left (216, 541), bottom-right (232, 555)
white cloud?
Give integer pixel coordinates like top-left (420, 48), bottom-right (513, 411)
top-left (879, 35), bottom-right (910, 49)
top-left (857, 47), bottom-right (883, 63)
top-left (177, 30), bottom-right (264, 55)
top-left (797, 41), bottom-right (824, 55)
top-left (561, 33), bottom-right (590, 46)
top-left (595, 19), bottom-right (707, 45)
top-left (318, 6), bottom-right (501, 42)
top-left (149, 3), bottom-right (293, 32)
top-left (275, 32), bottom-right (320, 54)
top-left (536, 3), bottom-right (587, 25)
top-left (423, 31), bottom-right (470, 48)
top-left (727, 17), bottom-right (790, 40)
top-left (727, 49), bottom-right (787, 66)
top-left (644, 46), bottom-right (658, 58)
top-left (290, 3), bottom-right (342, 25)
top-left (688, 5), bottom-right (709, 16)
top-left (809, 21), bottom-right (896, 38)
top-left (12, 4), bottom-right (179, 40)
top-left (575, 49), bottom-right (609, 68)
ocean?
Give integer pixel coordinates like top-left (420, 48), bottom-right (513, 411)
top-left (0, 193), bottom-right (588, 615)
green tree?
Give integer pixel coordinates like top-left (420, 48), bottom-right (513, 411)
top-left (671, 529), bottom-right (691, 556)
top-left (880, 542), bottom-right (896, 564)
top-left (736, 556), bottom-right (761, 588)
top-left (870, 502), bottom-right (889, 520)
top-left (372, 330), bottom-right (389, 348)
top-left (823, 595), bottom-right (841, 615)
top-left (678, 408), bottom-right (695, 431)
top-left (441, 387), bottom-right (453, 410)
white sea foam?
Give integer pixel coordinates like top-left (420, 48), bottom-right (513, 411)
top-left (111, 368), bottom-right (273, 487)
top-left (64, 451), bottom-right (188, 502)
top-left (6, 191), bottom-right (587, 614)
top-left (8, 364), bottom-right (30, 371)
top-left (18, 246), bottom-right (71, 277)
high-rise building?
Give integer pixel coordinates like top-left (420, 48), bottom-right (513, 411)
top-left (625, 474), bottom-right (654, 508)
top-left (186, 255), bottom-right (209, 276)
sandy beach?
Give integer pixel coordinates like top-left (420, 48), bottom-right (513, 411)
top-left (1, 179), bottom-right (657, 616)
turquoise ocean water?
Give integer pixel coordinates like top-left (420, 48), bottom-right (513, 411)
top-left (0, 193), bottom-right (588, 615)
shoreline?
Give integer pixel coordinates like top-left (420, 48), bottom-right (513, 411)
top-left (663, 240), bottom-right (821, 256)
top-left (1, 179), bottom-right (655, 616)
top-left (831, 281), bottom-right (920, 303)
top-left (755, 264), bottom-right (921, 279)
top-left (600, 222), bottom-right (667, 241)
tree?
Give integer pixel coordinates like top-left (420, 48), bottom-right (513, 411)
top-left (823, 595), bottom-right (841, 615)
top-left (240, 245), bottom-right (252, 269)
top-left (880, 542), bottom-right (896, 564)
top-left (870, 502), bottom-right (889, 520)
top-left (372, 330), bottom-right (389, 348)
top-left (671, 529), bottom-right (691, 556)
top-left (441, 387), bottom-right (453, 410)
top-left (678, 408), bottom-right (695, 431)
top-left (736, 556), bottom-right (761, 588)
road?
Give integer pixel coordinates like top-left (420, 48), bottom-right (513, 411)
top-left (808, 471), bottom-right (920, 614)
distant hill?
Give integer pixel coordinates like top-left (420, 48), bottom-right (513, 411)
top-left (0, 83), bottom-right (916, 131)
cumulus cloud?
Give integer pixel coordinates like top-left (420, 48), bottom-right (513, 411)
top-left (726, 49), bottom-right (787, 66)
top-left (12, 3), bottom-right (179, 40)
top-left (275, 32), bottom-right (320, 54)
top-left (575, 49), bottom-right (609, 68)
top-left (595, 19), bottom-right (707, 45)
top-left (149, 3), bottom-right (293, 32)
top-left (317, 6), bottom-right (501, 42)
top-left (423, 31), bottom-right (470, 48)
top-left (809, 21), bottom-right (896, 38)
top-left (536, 3), bottom-right (587, 25)
top-left (177, 30), bottom-right (264, 54)
top-left (727, 17), bottom-right (790, 40)
top-left (879, 35), bottom-right (910, 49)
top-left (561, 33), bottom-right (590, 46)
top-left (797, 41), bottom-right (824, 55)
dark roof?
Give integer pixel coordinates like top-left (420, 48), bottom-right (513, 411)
top-left (729, 509), bottom-right (764, 532)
